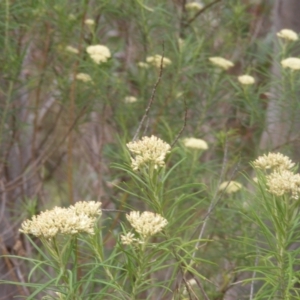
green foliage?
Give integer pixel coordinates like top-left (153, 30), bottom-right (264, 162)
top-left (2, 0), bottom-right (300, 299)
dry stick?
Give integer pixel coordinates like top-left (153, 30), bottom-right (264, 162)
top-left (171, 99), bottom-right (188, 147)
top-left (31, 22), bottom-right (52, 160)
top-left (132, 45), bottom-right (165, 141)
top-left (184, 0), bottom-right (223, 28)
top-left (67, 1), bottom-right (89, 206)
top-left (249, 250), bottom-right (259, 300)
top-left (3, 102), bottom-right (90, 196)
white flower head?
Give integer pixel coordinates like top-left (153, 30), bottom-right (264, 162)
top-left (266, 170), bottom-right (300, 199)
top-left (126, 211), bottom-right (168, 238)
top-left (281, 57), bottom-right (300, 70)
top-left (185, 2), bottom-right (204, 11)
top-left (86, 45), bottom-right (111, 64)
top-left (65, 46), bottom-right (79, 54)
top-left (182, 137), bottom-right (208, 150)
top-left (277, 29), bottom-right (298, 41)
top-left (124, 96), bottom-right (137, 103)
top-left (127, 135), bottom-right (171, 171)
top-left (121, 232), bottom-right (136, 245)
top-left (253, 153), bottom-right (295, 172)
top-left (76, 73), bottom-right (93, 83)
top-left (85, 19), bottom-right (95, 26)
top-left (137, 62), bottom-right (149, 69)
top-left (219, 181), bottom-right (242, 194)
top-left (20, 201), bottom-right (101, 238)
top-left (209, 57), bottom-right (234, 70)
top-left (146, 55), bottom-right (172, 69)
top-left (70, 201), bottom-right (102, 218)
top-left (238, 75), bottom-right (255, 85)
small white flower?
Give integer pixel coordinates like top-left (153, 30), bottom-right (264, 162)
top-left (281, 57), bottom-right (300, 70)
top-left (277, 29), bottom-right (298, 41)
top-left (266, 170), bottom-right (300, 199)
top-left (126, 211), bottom-right (168, 238)
top-left (137, 62), bottom-right (149, 68)
top-left (121, 232), bottom-right (136, 245)
top-left (76, 73), bottom-right (93, 83)
top-left (238, 75), bottom-right (255, 85)
top-left (219, 181), bottom-right (242, 194)
top-left (124, 96), bottom-right (137, 103)
top-left (182, 138), bottom-right (208, 150)
top-left (185, 2), bottom-right (204, 11)
top-left (86, 45), bottom-right (111, 64)
top-left (127, 136), bottom-right (171, 171)
top-left (85, 19), bottom-right (95, 26)
top-left (146, 55), bottom-right (172, 68)
top-left (65, 46), bottom-right (79, 54)
top-left (209, 57), bottom-right (234, 70)
top-left (253, 153), bottom-right (295, 171)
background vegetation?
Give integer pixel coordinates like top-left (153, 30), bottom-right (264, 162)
top-left (2, 0), bottom-right (300, 299)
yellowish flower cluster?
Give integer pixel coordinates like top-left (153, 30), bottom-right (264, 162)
top-left (209, 57), bottom-right (234, 70)
top-left (277, 29), bottom-right (298, 41)
top-left (86, 45), bottom-right (111, 64)
top-left (126, 211), bottom-right (168, 238)
top-left (219, 181), bottom-right (242, 194)
top-left (146, 55), bottom-right (172, 69)
top-left (127, 136), bottom-right (171, 171)
top-left (84, 19), bottom-right (95, 26)
top-left (253, 153), bottom-right (300, 199)
top-left (76, 73), bottom-right (93, 83)
top-left (281, 57), bottom-right (300, 70)
top-left (124, 96), bottom-right (137, 103)
top-left (253, 152), bottom-right (295, 171)
top-left (238, 75), bottom-right (255, 85)
top-left (137, 62), bottom-right (149, 69)
top-left (20, 201), bottom-right (102, 238)
top-left (120, 232), bottom-right (137, 245)
top-left (185, 2), bottom-right (203, 11)
top-left (266, 170), bottom-right (300, 199)
top-left (65, 45), bottom-right (79, 54)
top-left (182, 137), bottom-right (208, 150)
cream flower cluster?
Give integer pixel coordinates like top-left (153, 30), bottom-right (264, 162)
top-left (182, 137), bottom-right (208, 150)
top-left (253, 153), bottom-right (300, 199)
top-left (76, 73), bottom-right (93, 83)
top-left (185, 2), bottom-right (203, 11)
top-left (120, 232), bottom-right (137, 245)
top-left (238, 75), bottom-right (255, 85)
top-left (146, 55), bottom-right (172, 69)
top-left (281, 57), bottom-right (300, 70)
top-left (127, 136), bottom-right (171, 171)
top-left (124, 96), bottom-right (137, 103)
top-left (126, 211), bottom-right (168, 238)
top-left (20, 201), bottom-right (102, 238)
top-left (209, 57), bottom-right (234, 70)
top-left (86, 45), bottom-right (111, 64)
top-left (137, 62), bottom-right (149, 69)
top-left (65, 45), bottom-right (79, 54)
top-left (253, 152), bottom-right (295, 171)
top-left (277, 29), bottom-right (298, 41)
top-left (219, 181), bottom-right (242, 194)
top-left (84, 19), bottom-right (95, 26)
top-left (266, 170), bottom-right (300, 199)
